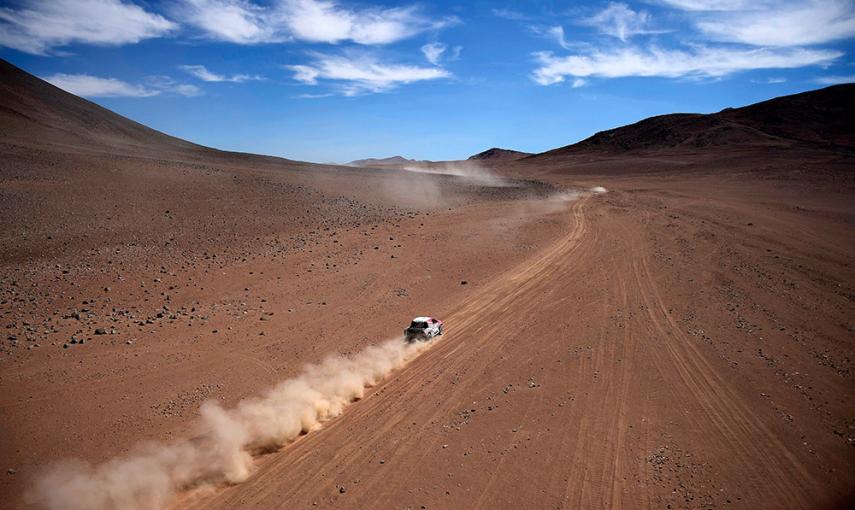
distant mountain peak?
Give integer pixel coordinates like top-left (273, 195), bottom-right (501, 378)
top-left (347, 155), bottom-right (415, 167)
top-left (468, 147), bottom-right (531, 161)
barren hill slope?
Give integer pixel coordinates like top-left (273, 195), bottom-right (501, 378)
top-left (468, 147), bottom-right (532, 161)
top-left (537, 84), bottom-right (855, 156)
top-left (0, 59), bottom-right (203, 153)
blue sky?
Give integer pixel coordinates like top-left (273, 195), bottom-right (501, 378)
top-left (1, 1), bottom-right (854, 163)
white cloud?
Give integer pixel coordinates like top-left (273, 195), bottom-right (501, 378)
top-left (694, 1), bottom-right (855, 47)
top-left (529, 0), bottom-right (853, 88)
top-left (581, 2), bottom-right (664, 41)
top-left (284, 0), bottom-right (432, 44)
top-left (173, 83), bottom-right (202, 96)
top-left (491, 8), bottom-right (530, 21)
top-left (288, 53), bottom-right (450, 95)
top-left (750, 77), bottom-right (787, 84)
top-left (289, 65), bottom-right (321, 84)
top-left (531, 25), bottom-right (594, 50)
top-left (179, 64), bottom-right (263, 82)
top-left (548, 26), bottom-right (573, 50)
top-left (145, 76), bottom-right (203, 96)
top-left (44, 73), bottom-right (200, 98)
top-left (296, 92), bottom-right (335, 99)
top-left (178, 0), bottom-right (283, 44)
top-left (0, 0), bottom-right (175, 55)
top-left (531, 45), bottom-right (841, 85)
top-left (815, 75), bottom-right (855, 84)
top-left (43, 74), bottom-right (158, 97)
top-left (657, 0), bottom-right (754, 10)
top-left (180, 0), bottom-right (448, 45)
top-left (421, 42), bottom-right (446, 65)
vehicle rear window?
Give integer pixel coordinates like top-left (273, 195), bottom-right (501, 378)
top-left (410, 321), bottom-right (428, 329)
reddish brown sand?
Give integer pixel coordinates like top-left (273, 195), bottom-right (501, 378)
top-left (1, 60), bottom-right (854, 509)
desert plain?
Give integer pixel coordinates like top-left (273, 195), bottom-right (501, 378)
top-left (0, 59), bottom-right (853, 509)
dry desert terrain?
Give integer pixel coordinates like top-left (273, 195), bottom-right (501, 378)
top-left (1, 60), bottom-right (853, 509)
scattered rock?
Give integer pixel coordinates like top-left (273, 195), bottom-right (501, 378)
top-left (94, 328), bottom-right (106, 335)
top-left (461, 280), bottom-right (468, 285)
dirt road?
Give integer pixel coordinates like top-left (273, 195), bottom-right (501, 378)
top-left (182, 183), bottom-right (853, 509)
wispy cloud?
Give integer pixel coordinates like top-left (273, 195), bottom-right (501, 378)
top-left (179, 0), bottom-right (452, 45)
top-left (534, 25), bottom-right (595, 51)
top-left (532, 46), bottom-right (841, 85)
top-left (581, 2), bottom-right (666, 42)
top-left (546, 26), bottom-right (572, 50)
top-left (179, 64), bottom-right (263, 82)
top-left (421, 42), bottom-right (446, 65)
top-left (751, 77), bottom-right (788, 84)
top-left (44, 73), bottom-right (200, 98)
top-left (177, 0), bottom-right (285, 44)
top-left (288, 52), bottom-right (450, 96)
top-left (296, 92), bottom-right (336, 99)
top-left (0, 0), bottom-right (175, 55)
top-left (491, 8), bottom-right (530, 21)
top-left (657, 0), bottom-right (754, 10)
top-left (814, 75), bottom-right (855, 84)
top-left (43, 74), bottom-right (158, 97)
top-left (693, 0), bottom-right (855, 47)
top-left (530, 0), bottom-right (853, 87)
top-left (420, 42), bottom-right (461, 65)
top-left (283, 0), bottom-right (445, 45)
top-left (145, 76), bottom-right (203, 96)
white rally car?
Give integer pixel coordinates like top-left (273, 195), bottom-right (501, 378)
top-left (404, 316), bottom-right (444, 342)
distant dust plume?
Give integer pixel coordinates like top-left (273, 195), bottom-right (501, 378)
top-left (31, 339), bottom-right (435, 510)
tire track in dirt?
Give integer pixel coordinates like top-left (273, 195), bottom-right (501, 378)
top-left (181, 195), bottom-right (594, 509)
top-left (557, 217), bottom-right (645, 510)
top-left (630, 212), bottom-right (818, 507)
top-left (186, 189), bottom-right (828, 509)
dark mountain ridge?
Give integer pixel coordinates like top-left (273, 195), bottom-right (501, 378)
top-left (468, 147), bottom-right (532, 161)
top-left (537, 84), bottom-right (855, 157)
top-left (348, 156), bottom-right (417, 167)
